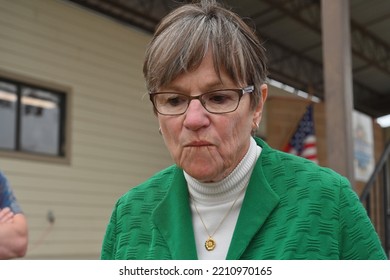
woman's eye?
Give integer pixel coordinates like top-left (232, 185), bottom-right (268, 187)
top-left (167, 96), bottom-right (187, 106)
top-left (208, 93), bottom-right (231, 104)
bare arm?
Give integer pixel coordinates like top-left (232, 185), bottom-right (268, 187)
top-left (0, 207), bottom-right (28, 259)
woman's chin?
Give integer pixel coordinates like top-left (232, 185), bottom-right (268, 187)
top-left (182, 164), bottom-right (222, 182)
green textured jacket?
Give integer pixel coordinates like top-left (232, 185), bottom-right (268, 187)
top-left (101, 138), bottom-right (387, 260)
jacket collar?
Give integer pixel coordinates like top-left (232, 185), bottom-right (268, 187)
top-left (152, 168), bottom-right (198, 259)
top-left (226, 139), bottom-right (280, 259)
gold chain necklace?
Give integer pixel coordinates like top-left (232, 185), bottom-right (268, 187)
top-left (190, 187), bottom-right (246, 251)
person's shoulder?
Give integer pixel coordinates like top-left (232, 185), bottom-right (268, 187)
top-left (117, 165), bottom-right (180, 203)
top-left (136, 164), bottom-right (180, 190)
top-left (255, 137), bottom-right (349, 187)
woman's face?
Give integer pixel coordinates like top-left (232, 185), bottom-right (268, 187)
top-left (157, 51), bottom-right (267, 182)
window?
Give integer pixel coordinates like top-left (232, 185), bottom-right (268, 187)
top-left (0, 72), bottom-right (70, 163)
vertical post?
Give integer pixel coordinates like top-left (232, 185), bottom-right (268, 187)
top-left (383, 162), bottom-right (390, 257)
top-left (321, 0), bottom-right (355, 185)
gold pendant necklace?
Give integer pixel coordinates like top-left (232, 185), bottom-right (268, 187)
top-left (191, 187), bottom-right (245, 251)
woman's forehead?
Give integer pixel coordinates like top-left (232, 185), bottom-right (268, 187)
top-left (158, 52), bottom-right (240, 92)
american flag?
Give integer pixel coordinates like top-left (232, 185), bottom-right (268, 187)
top-left (283, 104), bottom-right (318, 163)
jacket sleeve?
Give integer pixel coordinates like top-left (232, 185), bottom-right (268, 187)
top-left (0, 172), bottom-right (23, 214)
top-left (100, 203), bottom-right (118, 260)
top-left (338, 177), bottom-right (387, 259)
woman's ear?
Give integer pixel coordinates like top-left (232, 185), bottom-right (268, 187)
top-left (253, 84), bottom-right (268, 126)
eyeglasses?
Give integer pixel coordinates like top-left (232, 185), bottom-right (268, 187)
top-left (149, 85), bottom-right (254, 116)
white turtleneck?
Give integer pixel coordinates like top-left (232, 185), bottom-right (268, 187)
top-left (184, 137), bottom-right (261, 260)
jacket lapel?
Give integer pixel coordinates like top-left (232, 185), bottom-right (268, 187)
top-left (226, 149), bottom-right (280, 260)
top-left (152, 168), bottom-right (198, 259)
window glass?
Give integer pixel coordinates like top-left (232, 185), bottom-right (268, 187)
top-left (0, 81), bottom-right (17, 150)
top-left (20, 86), bottom-right (61, 156)
top-left (0, 76), bottom-right (67, 160)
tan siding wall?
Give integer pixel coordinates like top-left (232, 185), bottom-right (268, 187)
top-left (0, 0), bottom-right (172, 259)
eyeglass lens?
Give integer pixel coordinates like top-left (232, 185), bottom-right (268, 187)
top-left (153, 90), bottom-right (241, 115)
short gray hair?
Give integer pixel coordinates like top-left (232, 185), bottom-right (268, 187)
top-left (143, 0), bottom-right (267, 109)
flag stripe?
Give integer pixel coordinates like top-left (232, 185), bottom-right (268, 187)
top-left (283, 105), bottom-right (318, 163)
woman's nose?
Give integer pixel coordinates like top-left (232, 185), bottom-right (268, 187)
top-left (183, 99), bottom-right (210, 130)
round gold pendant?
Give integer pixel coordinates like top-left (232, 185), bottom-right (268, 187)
top-left (205, 237), bottom-right (216, 251)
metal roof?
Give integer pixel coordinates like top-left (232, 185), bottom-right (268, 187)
top-left (64, 0), bottom-right (390, 118)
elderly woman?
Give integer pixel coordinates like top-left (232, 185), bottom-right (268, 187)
top-left (101, 0), bottom-right (386, 260)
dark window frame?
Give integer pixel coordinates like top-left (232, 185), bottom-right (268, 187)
top-left (0, 69), bottom-right (72, 165)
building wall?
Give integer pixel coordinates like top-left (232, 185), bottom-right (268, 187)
top-left (0, 0), bottom-right (172, 259)
top-left (266, 86), bottom-right (327, 165)
top-left (266, 86), bottom-right (385, 196)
